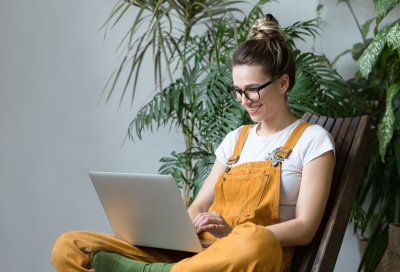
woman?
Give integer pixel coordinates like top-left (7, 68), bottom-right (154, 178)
top-left (51, 14), bottom-right (335, 272)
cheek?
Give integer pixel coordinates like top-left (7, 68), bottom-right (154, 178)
top-left (260, 90), bottom-right (278, 102)
top-left (259, 90), bottom-right (286, 107)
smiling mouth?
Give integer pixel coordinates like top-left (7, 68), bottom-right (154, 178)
top-left (246, 105), bottom-right (262, 114)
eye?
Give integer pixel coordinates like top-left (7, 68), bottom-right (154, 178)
top-left (246, 88), bottom-right (259, 93)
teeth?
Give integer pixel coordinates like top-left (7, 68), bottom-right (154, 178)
top-left (247, 105), bottom-right (261, 113)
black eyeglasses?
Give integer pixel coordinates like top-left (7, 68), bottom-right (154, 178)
top-left (229, 79), bottom-right (274, 102)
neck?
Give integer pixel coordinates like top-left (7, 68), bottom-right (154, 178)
top-left (256, 109), bottom-right (297, 137)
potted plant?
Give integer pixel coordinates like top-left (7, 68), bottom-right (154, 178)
top-left (103, 0), bottom-right (355, 205)
top-left (103, 0), bottom-right (355, 206)
top-left (331, 0), bottom-right (400, 271)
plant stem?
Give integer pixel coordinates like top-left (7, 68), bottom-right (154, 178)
top-left (374, 16), bottom-right (383, 35)
top-left (183, 128), bottom-right (193, 206)
top-left (344, 0), bottom-right (366, 44)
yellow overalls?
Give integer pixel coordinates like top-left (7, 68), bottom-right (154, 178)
top-left (52, 121), bottom-right (310, 272)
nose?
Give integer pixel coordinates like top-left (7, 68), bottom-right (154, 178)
top-left (240, 94), bottom-right (252, 106)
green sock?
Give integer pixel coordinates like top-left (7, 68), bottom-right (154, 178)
top-left (92, 251), bottom-right (174, 272)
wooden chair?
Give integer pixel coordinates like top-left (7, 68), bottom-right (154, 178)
top-left (291, 113), bottom-right (375, 272)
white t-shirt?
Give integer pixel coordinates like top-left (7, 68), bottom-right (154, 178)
top-left (215, 119), bottom-right (335, 222)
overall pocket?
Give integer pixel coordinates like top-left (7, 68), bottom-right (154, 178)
top-left (221, 173), bottom-right (270, 217)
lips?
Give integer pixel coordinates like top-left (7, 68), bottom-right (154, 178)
top-left (246, 105), bottom-right (262, 115)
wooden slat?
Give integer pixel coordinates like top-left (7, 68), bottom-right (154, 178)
top-left (324, 118), bottom-right (335, 132)
top-left (302, 112), bottom-right (313, 122)
top-left (309, 115), bottom-right (319, 124)
top-left (312, 116), bottom-right (374, 271)
top-left (329, 118), bottom-right (343, 139)
top-left (316, 116), bottom-right (328, 127)
top-left (331, 118), bottom-right (354, 189)
top-left (292, 114), bottom-right (344, 272)
top-left (311, 117), bottom-right (360, 270)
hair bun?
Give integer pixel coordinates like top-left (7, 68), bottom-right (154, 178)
top-left (249, 14), bottom-right (285, 42)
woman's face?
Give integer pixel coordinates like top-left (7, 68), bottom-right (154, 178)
top-left (232, 65), bottom-right (288, 123)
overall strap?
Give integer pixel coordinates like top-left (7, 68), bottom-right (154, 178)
top-left (274, 121), bottom-right (311, 161)
top-left (226, 125), bottom-right (253, 167)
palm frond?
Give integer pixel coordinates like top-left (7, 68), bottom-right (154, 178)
top-left (289, 52), bottom-right (355, 117)
top-left (284, 18), bottom-right (321, 49)
top-left (128, 78), bottom-right (186, 139)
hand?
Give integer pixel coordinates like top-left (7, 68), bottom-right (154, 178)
top-left (193, 212), bottom-right (232, 238)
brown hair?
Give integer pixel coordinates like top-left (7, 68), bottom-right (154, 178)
top-left (232, 14), bottom-right (296, 90)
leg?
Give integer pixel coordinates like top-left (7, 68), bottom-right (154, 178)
top-left (172, 222), bottom-right (283, 272)
top-left (91, 251), bottom-right (174, 272)
top-left (51, 231), bottom-right (192, 272)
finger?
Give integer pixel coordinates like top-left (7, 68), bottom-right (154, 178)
top-left (193, 212), bottom-right (208, 227)
top-left (194, 213), bottom-right (213, 229)
top-left (209, 212), bottom-right (222, 218)
top-left (200, 215), bottom-right (219, 226)
top-left (192, 213), bottom-right (202, 226)
top-left (193, 212), bottom-right (206, 223)
top-left (196, 217), bottom-right (223, 233)
top-left (193, 212), bottom-right (225, 233)
top-left (197, 222), bottom-right (219, 233)
top-left (205, 216), bottom-right (223, 225)
top-left (194, 214), bottom-right (213, 231)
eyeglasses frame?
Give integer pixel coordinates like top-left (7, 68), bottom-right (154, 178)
top-left (230, 78), bottom-right (276, 102)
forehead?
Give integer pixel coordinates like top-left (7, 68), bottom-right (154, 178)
top-left (232, 65), bottom-right (270, 85)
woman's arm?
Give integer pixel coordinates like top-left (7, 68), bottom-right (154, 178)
top-left (187, 160), bottom-right (226, 221)
top-left (267, 150), bottom-right (335, 247)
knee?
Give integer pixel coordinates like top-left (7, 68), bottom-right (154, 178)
top-left (51, 231), bottom-right (80, 266)
top-left (230, 223), bottom-right (282, 267)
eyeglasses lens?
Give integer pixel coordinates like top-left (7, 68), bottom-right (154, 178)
top-left (229, 88), bottom-right (260, 102)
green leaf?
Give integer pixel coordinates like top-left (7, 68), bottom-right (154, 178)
top-left (386, 22), bottom-right (400, 51)
top-left (377, 83), bottom-right (400, 161)
top-left (290, 52), bottom-right (354, 117)
top-left (357, 27), bottom-right (388, 78)
top-left (284, 18), bottom-right (320, 49)
top-left (316, 3), bottom-right (324, 13)
top-left (387, 56), bottom-right (400, 84)
top-left (359, 220), bottom-right (389, 272)
top-left (373, 0), bottom-right (400, 18)
top-left (352, 42), bottom-right (368, 61)
top-left (361, 18), bottom-right (375, 40)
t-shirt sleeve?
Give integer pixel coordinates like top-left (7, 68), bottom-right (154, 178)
top-left (215, 127), bottom-right (242, 166)
top-left (301, 125), bottom-right (335, 166)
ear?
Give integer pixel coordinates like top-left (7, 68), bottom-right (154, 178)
top-left (278, 74), bottom-right (290, 94)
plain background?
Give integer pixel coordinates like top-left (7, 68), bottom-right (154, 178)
top-left (1, 0), bottom-right (398, 271)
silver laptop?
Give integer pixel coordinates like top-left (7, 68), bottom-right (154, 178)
top-left (89, 171), bottom-right (204, 253)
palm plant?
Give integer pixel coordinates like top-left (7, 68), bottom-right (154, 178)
top-left (103, 0), bottom-right (249, 204)
top-left (104, 0), bottom-right (355, 206)
top-left (103, 0), bottom-right (246, 104)
top-left (332, 0), bottom-right (400, 271)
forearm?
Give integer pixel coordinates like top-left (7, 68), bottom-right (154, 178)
top-left (266, 219), bottom-right (315, 247)
top-left (187, 160), bottom-right (225, 222)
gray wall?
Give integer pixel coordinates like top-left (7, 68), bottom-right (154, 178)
top-left (0, 0), bottom-right (396, 271)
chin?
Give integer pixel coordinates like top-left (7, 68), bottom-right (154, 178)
top-left (248, 114), bottom-right (263, 123)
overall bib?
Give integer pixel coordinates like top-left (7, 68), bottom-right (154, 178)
top-left (51, 121), bottom-right (310, 272)
top-left (172, 121), bottom-right (310, 272)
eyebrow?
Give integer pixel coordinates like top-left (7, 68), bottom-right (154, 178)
top-left (233, 83), bottom-right (262, 89)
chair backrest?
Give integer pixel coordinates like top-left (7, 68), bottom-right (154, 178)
top-left (291, 113), bottom-right (374, 272)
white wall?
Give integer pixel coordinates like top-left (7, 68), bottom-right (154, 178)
top-left (0, 1), bottom-right (183, 271)
top-left (1, 0), bottom-right (396, 271)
